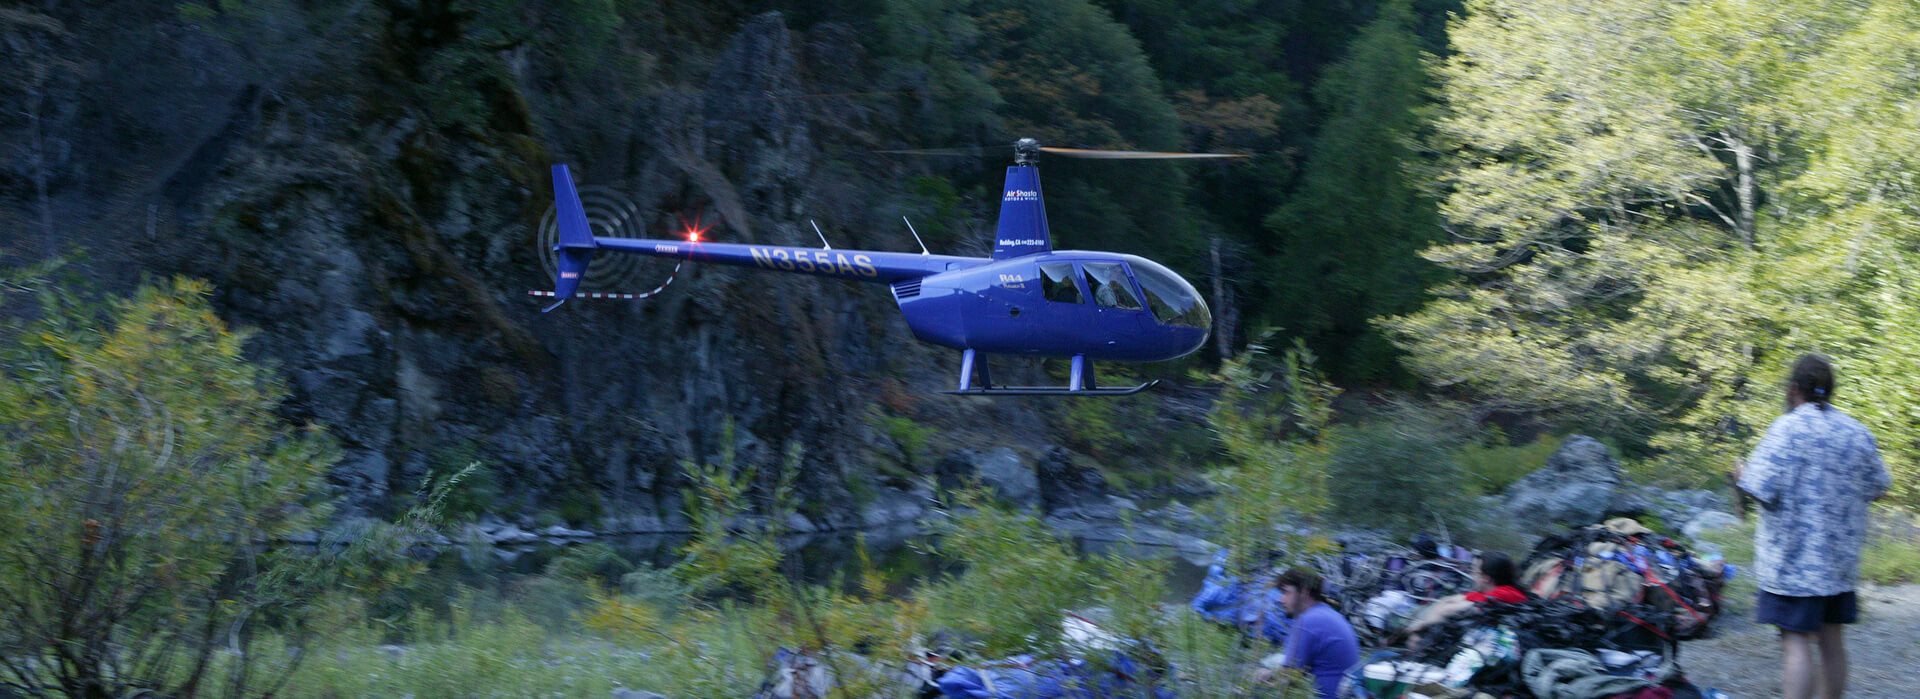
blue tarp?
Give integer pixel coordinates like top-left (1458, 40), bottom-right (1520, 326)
top-left (936, 652), bottom-right (1177, 699)
top-left (1189, 553), bottom-right (1290, 645)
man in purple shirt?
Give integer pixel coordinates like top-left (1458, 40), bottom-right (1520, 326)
top-left (1259, 568), bottom-right (1361, 698)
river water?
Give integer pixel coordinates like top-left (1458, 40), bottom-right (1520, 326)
top-left (463, 523), bottom-right (1208, 603)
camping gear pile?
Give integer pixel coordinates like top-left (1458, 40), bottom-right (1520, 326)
top-left (1319, 536), bottom-right (1480, 645)
top-left (1346, 596), bottom-right (1728, 698)
top-left (933, 652), bottom-right (1175, 699)
top-left (1517, 518), bottom-right (1727, 640)
top-left (928, 614), bottom-right (1177, 698)
top-left (1344, 518), bottom-right (1733, 698)
top-left (1190, 538), bottom-right (1483, 648)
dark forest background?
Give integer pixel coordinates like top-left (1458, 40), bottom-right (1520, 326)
top-left (7, 0), bottom-right (1920, 524)
top-left (6, 0), bottom-right (1920, 695)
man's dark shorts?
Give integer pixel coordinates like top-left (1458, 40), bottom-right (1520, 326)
top-left (1757, 590), bottom-right (1858, 633)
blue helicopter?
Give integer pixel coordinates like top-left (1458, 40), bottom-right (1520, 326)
top-left (535, 138), bottom-right (1234, 396)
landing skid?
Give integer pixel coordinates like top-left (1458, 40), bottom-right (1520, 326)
top-left (948, 349), bottom-right (1155, 397)
top-left (943, 380), bottom-right (1159, 397)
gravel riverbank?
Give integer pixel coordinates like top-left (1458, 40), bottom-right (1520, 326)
top-left (1676, 584), bottom-right (1920, 697)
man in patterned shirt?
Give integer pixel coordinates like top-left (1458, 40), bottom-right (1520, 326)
top-left (1737, 354), bottom-right (1891, 699)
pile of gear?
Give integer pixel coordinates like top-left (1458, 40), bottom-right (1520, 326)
top-left (1342, 518), bottom-right (1734, 699)
top-left (1190, 536), bottom-right (1484, 649)
top-left (1346, 595), bottom-right (1732, 698)
top-left (1320, 534), bottom-right (1481, 646)
top-left (1517, 518), bottom-right (1728, 641)
top-left (913, 615), bottom-right (1177, 699)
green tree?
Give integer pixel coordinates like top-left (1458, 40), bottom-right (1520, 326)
top-left (1325, 401), bottom-right (1471, 534)
top-left (876, 0), bottom-right (1208, 265)
top-left (1265, 0), bottom-right (1442, 384)
top-left (1765, 0), bottom-right (1920, 505)
top-left (0, 278), bottom-right (336, 697)
top-left (1382, 0), bottom-right (1795, 462)
top-left (1386, 0), bottom-right (1920, 499)
top-left (1204, 334), bottom-right (1338, 571)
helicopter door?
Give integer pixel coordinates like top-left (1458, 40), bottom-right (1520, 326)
top-left (1022, 262), bottom-right (1098, 353)
top-left (1080, 261), bottom-right (1152, 352)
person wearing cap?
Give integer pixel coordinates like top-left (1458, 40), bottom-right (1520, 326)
top-left (1737, 353), bottom-right (1891, 699)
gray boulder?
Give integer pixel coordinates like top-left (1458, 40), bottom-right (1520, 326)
top-left (1501, 435), bottom-right (1637, 528)
top-left (1036, 447), bottom-right (1110, 515)
top-left (1683, 511), bottom-right (1742, 540)
top-left (936, 447), bottom-right (1039, 508)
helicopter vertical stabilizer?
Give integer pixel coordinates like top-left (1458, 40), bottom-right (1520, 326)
top-left (992, 165), bottom-right (1052, 259)
top-left (545, 164), bottom-right (598, 312)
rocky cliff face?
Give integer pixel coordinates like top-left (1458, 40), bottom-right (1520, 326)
top-left (5, 5), bottom-right (1065, 530)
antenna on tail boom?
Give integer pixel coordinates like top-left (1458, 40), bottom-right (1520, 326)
top-left (902, 217), bottom-right (930, 255)
top-left (810, 220), bottom-right (833, 249)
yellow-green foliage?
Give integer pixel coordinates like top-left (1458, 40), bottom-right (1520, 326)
top-left (1861, 508), bottom-right (1920, 585)
top-left (873, 410), bottom-right (936, 467)
top-left (650, 431), bottom-right (935, 695)
top-left (918, 492), bottom-right (1106, 655)
top-left (0, 277), bottom-right (337, 696)
top-left (673, 429), bottom-right (792, 596)
top-left (1860, 534), bottom-right (1920, 585)
top-left (1065, 396), bottom-right (1125, 454)
top-left (1456, 432), bottom-right (1563, 495)
top-left (1205, 335), bottom-right (1338, 571)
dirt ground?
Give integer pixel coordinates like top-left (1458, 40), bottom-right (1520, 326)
top-left (1676, 584), bottom-right (1920, 697)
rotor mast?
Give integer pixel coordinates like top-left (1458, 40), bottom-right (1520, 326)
top-left (1014, 138), bottom-right (1042, 167)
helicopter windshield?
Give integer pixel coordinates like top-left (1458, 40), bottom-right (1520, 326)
top-left (1125, 256), bottom-right (1211, 329)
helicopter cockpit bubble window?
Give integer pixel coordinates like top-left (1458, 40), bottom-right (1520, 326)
top-left (1082, 262), bottom-right (1143, 311)
top-left (1126, 256), bottom-right (1212, 329)
top-left (1040, 263), bottom-right (1083, 304)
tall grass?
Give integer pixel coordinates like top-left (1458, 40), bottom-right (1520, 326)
top-left (1694, 518), bottom-right (1757, 617)
top-left (1454, 433), bottom-right (1561, 496)
top-left (1695, 507), bottom-right (1920, 623)
top-left (1861, 507), bottom-right (1920, 585)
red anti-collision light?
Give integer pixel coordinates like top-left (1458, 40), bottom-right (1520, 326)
top-left (681, 213), bottom-right (710, 242)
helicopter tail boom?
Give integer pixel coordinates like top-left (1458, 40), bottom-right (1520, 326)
top-left (544, 164), bottom-right (598, 312)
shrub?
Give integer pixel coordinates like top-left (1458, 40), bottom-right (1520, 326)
top-left (1455, 431), bottom-right (1563, 495)
top-left (1205, 335), bottom-right (1338, 571)
top-left (1326, 401), bottom-right (1473, 536)
top-left (0, 278), bottom-right (338, 697)
top-left (425, 440), bottom-right (499, 522)
top-left (918, 492), bottom-right (1104, 656)
top-left (1861, 508), bottom-right (1920, 585)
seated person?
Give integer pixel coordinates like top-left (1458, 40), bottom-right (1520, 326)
top-left (1252, 568), bottom-right (1361, 699)
top-left (1403, 551), bottom-right (1526, 637)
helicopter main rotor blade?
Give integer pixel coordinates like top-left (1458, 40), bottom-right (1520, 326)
top-left (1038, 146), bottom-right (1249, 160)
top-left (874, 147), bottom-right (992, 157)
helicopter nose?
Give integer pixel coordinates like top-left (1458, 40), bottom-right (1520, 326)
top-left (1169, 325), bottom-right (1209, 361)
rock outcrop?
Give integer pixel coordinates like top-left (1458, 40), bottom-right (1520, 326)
top-left (1501, 435), bottom-right (1640, 527)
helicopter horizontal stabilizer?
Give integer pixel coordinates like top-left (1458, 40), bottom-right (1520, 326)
top-left (544, 164), bottom-right (598, 312)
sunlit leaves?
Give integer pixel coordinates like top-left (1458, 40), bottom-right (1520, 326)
top-left (1205, 336), bottom-right (1336, 571)
top-left (0, 277), bottom-right (336, 695)
top-left (1394, 0), bottom-right (1920, 499)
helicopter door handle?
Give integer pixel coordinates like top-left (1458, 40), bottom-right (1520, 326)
top-left (1008, 306), bottom-right (1022, 317)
